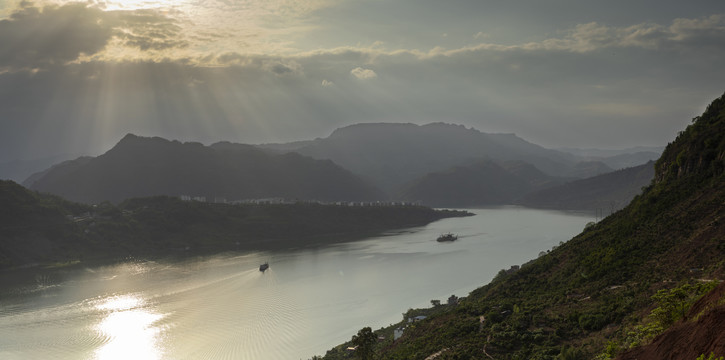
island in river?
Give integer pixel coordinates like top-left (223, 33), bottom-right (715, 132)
top-left (0, 180), bottom-right (472, 269)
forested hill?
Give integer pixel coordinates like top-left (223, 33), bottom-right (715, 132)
top-left (0, 181), bottom-right (470, 269)
top-left (319, 93), bottom-right (725, 359)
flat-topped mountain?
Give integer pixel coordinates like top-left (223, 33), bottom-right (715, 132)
top-left (260, 122), bottom-right (596, 193)
top-left (26, 134), bottom-right (383, 204)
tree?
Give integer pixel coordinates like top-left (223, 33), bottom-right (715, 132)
top-left (558, 345), bottom-right (585, 360)
top-left (650, 282), bottom-right (716, 327)
top-left (351, 327), bottom-right (377, 360)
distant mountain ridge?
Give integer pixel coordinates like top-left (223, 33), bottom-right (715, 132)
top-left (25, 124), bottom-right (663, 208)
top-left (396, 159), bottom-right (564, 207)
top-left (557, 145), bottom-right (665, 158)
top-left (260, 122), bottom-right (597, 193)
top-left (0, 153), bottom-right (85, 183)
top-left (23, 156), bottom-right (93, 188)
top-left (557, 146), bottom-right (663, 170)
top-left (519, 161), bottom-right (655, 211)
top-left (27, 134), bottom-right (383, 204)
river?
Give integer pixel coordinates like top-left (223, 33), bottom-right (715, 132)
top-left (0, 207), bottom-right (592, 360)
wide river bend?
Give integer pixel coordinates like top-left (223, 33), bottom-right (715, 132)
top-left (0, 207), bottom-right (592, 360)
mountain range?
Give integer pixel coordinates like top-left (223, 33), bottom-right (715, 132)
top-left (25, 134), bottom-right (382, 204)
top-left (260, 122), bottom-right (611, 193)
top-left (21, 123), bottom-right (659, 208)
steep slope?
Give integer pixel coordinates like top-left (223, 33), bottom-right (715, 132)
top-left (320, 93), bottom-right (725, 359)
top-left (397, 159), bottom-right (563, 207)
top-left (519, 161), bottom-right (655, 211)
top-left (27, 134), bottom-right (383, 204)
top-left (261, 122), bottom-right (588, 192)
top-left (618, 282), bottom-right (725, 360)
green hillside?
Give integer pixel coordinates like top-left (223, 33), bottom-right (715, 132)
top-left (319, 93), bottom-right (725, 359)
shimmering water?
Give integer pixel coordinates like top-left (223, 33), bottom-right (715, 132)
top-left (0, 207), bottom-right (592, 360)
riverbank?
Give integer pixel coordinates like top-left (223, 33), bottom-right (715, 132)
top-left (1, 181), bottom-right (472, 270)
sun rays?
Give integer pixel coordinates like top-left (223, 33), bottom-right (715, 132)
top-left (8, 0), bottom-right (336, 62)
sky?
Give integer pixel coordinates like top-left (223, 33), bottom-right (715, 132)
top-left (1, 0), bottom-right (724, 162)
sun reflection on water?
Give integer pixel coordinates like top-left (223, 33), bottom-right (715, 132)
top-left (94, 295), bottom-right (165, 360)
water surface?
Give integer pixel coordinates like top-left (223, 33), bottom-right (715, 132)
top-left (0, 207), bottom-right (592, 360)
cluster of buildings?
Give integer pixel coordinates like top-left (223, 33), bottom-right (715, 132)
top-left (393, 295), bottom-right (461, 341)
top-left (178, 195), bottom-right (417, 207)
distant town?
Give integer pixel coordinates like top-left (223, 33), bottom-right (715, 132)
top-left (178, 194), bottom-right (420, 207)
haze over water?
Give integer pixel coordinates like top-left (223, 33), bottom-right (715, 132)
top-left (0, 207), bottom-right (592, 360)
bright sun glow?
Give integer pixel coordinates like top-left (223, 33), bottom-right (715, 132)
top-left (45, 0), bottom-right (185, 11)
top-left (99, 0), bottom-right (184, 11)
top-left (95, 295), bottom-right (165, 360)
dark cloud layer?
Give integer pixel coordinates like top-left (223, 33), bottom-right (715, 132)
top-left (0, 2), bottom-right (111, 70)
top-left (0, 2), bottom-right (186, 71)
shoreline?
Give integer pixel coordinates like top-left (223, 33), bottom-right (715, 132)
top-left (1, 205), bottom-right (473, 272)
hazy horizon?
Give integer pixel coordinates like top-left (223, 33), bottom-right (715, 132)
top-left (0, 123), bottom-right (667, 170)
top-left (1, 0), bottom-right (724, 163)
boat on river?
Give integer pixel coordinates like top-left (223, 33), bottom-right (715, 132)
top-left (436, 233), bottom-right (458, 242)
top-left (259, 263), bottom-right (269, 272)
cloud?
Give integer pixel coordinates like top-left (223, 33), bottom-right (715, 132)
top-left (216, 52), bottom-right (251, 65)
top-left (473, 32), bottom-right (489, 40)
top-left (0, 8), bottom-right (723, 161)
top-left (136, 0), bottom-right (337, 57)
top-left (350, 67), bottom-right (377, 79)
top-left (0, 2), bottom-right (189, 71)
top-left (525, 14), bottom-right (725, 53)
top-left (0, 2), bottom-right (112, 70)
top-left (262, 59), bottom-right (303, 76)
top-left (109, 9), bottom-right (188, 51)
